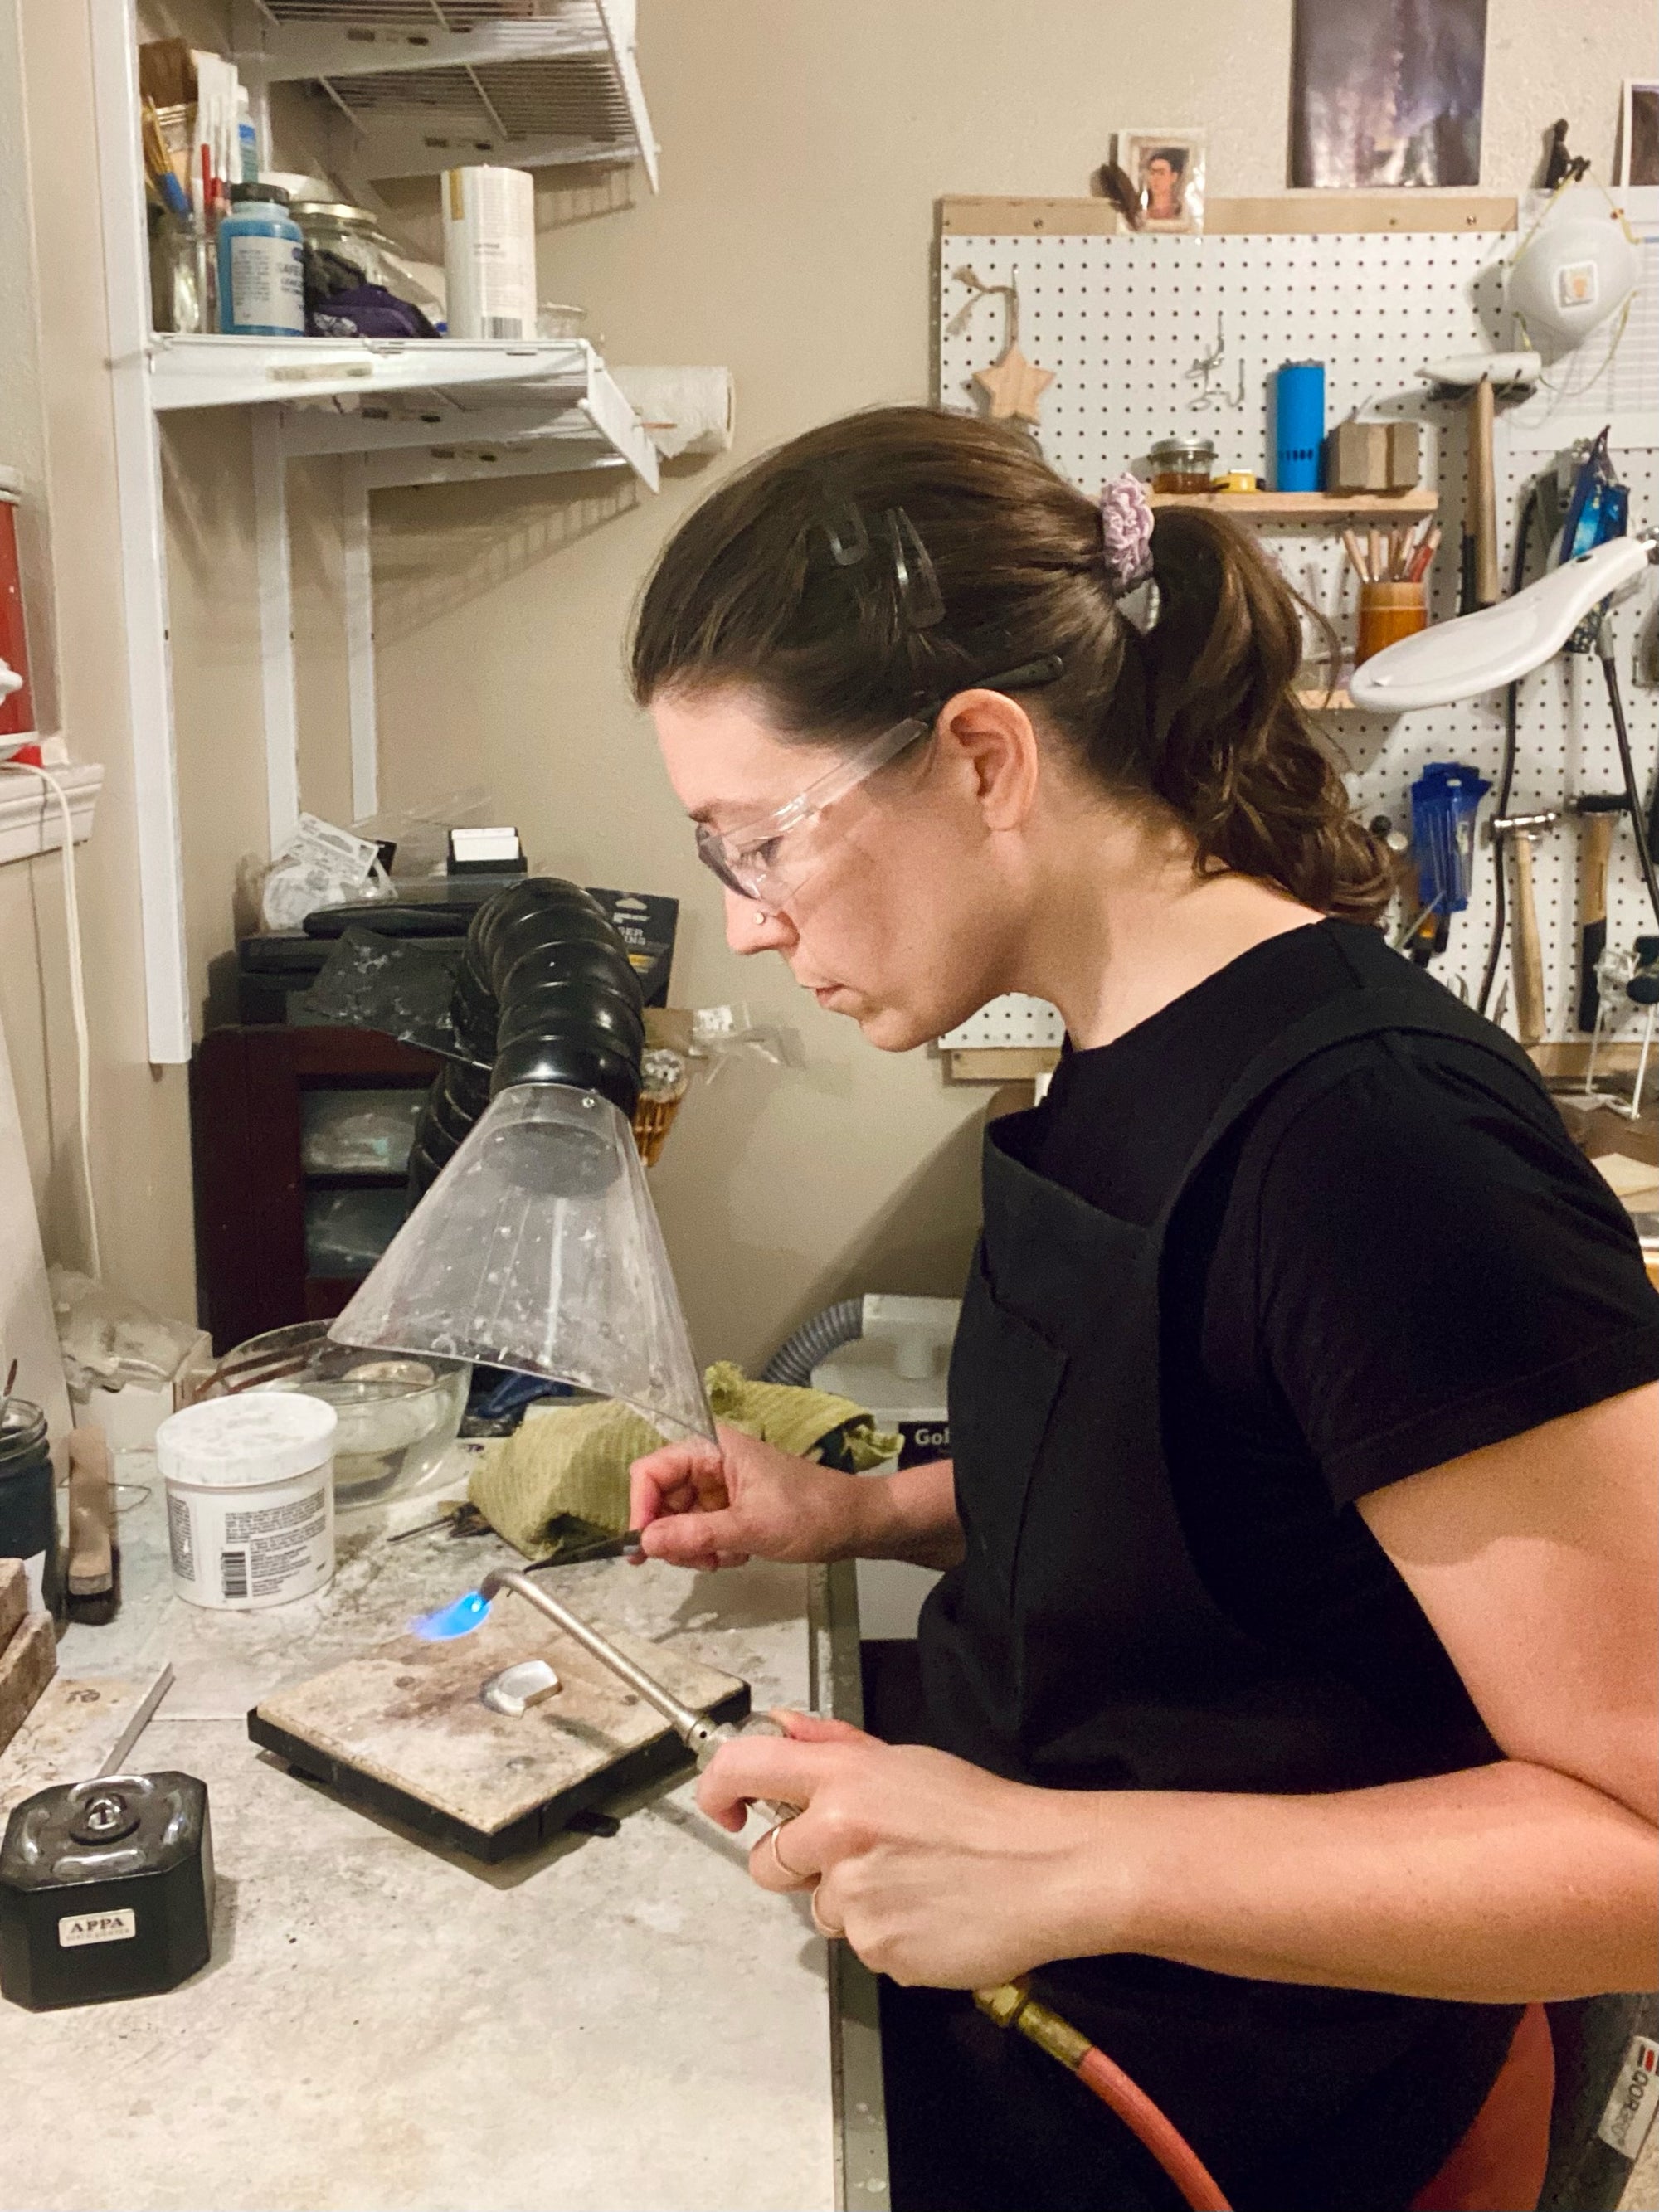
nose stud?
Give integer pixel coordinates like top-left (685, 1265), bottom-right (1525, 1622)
top-left (755, 909), bottom-right (767, 926)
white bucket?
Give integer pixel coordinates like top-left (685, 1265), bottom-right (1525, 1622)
top-left (156, 1394), bottom-right (338, 1611)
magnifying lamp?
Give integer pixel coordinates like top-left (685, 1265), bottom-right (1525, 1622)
top-left (1349, 532), bottom-right (1658, 713)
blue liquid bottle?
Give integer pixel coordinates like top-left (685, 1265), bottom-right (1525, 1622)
top-left (217, 183), bottom-right (304, 338)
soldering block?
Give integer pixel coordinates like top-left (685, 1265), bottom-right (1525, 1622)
top-left (248, 1584), bottom-right (750, 1861)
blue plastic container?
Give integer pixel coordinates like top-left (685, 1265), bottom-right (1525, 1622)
top-left (1273, 361), bottom-right (1326, 493)
top-left (217, 185), bottom-right (304, 338)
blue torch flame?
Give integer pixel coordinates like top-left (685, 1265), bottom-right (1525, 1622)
top-left (411, 1587), bottom-right (493, 1641)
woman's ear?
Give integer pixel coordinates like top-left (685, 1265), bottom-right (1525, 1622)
top-left (934, 689), bottom-right (1042, 834)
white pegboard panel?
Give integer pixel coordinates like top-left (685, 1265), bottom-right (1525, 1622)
top-left (940, 993), bottom-right (1065, 1050)
top-left (936, 229), bottom-right (1659, 1046)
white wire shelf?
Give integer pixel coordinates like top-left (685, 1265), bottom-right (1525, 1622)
top-left (146, 334), bottom-right (660, 488)
top-left (234, 0), bottom-right (659, 187)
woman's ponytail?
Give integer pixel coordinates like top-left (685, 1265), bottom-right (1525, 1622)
top-left (1137, 507), bottom-right (1393, 921)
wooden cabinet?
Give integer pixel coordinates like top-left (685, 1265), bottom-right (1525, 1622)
top-left (191, 1025), bottom-right (440, 1354)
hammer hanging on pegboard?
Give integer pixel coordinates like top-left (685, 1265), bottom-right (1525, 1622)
top-left (1574, 795), bottom-right (1630, 1033)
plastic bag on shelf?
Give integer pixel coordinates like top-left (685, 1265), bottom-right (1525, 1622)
top-left (689, 1004), bottom-right (806, 1087)
top-left (260, 812), bottom-right (392, 932)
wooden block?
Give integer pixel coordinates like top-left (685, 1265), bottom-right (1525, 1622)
top-left (249, 1587), bottom-right (748, 1860)
top-left (0, 1559), bottom-right (26, 1654)
top-left (1328, 421), bottom-right (1390, 493)
top-left (943, 1047), bottom-right (1063, 1084)
top-left (938, 193), bottom-right (1516, 238)
top-left (1387, 421), bottom-right (1423, 493)
top-left (0, 1612), bottom-right (58, 1758)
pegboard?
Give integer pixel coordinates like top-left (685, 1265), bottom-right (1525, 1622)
top-left (935, 226), bottom-right (1659, 1048)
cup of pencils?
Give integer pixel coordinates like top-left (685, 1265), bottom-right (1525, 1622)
top-left (1347, 519), bottom-right (1439, 665)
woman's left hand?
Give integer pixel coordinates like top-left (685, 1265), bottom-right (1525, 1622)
top-left (697, 1711), bottom-right (1121, 1987)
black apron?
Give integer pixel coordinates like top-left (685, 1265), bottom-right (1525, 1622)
top-left (912, 975), bottom-right (1533, 2208)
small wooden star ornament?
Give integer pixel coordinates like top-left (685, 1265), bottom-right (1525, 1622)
top-left (973, 344), bottom-right (1054, 424)
top-left (950, 264), bottom-right (1055, 427)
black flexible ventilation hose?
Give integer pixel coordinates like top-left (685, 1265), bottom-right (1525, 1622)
top-left (407, 878), bottom-right (645, 1197)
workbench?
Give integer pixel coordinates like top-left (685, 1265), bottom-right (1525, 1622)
top-left (0, 1464), bottom-right (888, 2212)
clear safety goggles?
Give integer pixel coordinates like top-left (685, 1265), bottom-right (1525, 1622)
top-left (693, 657), bottom-right (1062, 915)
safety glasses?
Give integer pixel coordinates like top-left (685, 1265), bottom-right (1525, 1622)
top-left (694, 657), bottom-right (1062, 916)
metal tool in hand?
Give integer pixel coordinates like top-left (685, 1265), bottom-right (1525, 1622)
top-left (477, 1568), bottom-right (801, 1820)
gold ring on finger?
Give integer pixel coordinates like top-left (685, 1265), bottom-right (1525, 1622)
top-left (767, 1820), bottom-right (810, 1884)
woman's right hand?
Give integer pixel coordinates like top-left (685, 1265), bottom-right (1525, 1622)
top-left (629, 1422), bottom-right (870, 1571)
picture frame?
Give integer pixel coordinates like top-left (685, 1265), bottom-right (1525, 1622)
top-left (1290, 0), bottom-right (1488, 189)
top-left (1617, 80), bottom-right (1659, 189)
top-left (1114, 129), bottom-right (1207, 233)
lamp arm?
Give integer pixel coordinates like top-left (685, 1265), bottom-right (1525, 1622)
top-left (1349, 532), bottom-right (1658, 713)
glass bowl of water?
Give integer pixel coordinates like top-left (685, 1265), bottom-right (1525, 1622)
top-left (203, 1323), bottom-right (469, 1510)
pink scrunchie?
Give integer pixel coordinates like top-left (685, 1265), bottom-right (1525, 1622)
top-left (1098, 473), bottom-right (1155, 596)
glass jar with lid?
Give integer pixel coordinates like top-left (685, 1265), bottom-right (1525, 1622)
top-left (0, 1398), bottom-right (61, 1619)
top-left (294, 201), bottom-right (387, 292)
top-left (1148, 435), bottom-right (1219, 494)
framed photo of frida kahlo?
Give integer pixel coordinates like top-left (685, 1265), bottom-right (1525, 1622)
top-left (1115, 130), bottom-right (1207, 232)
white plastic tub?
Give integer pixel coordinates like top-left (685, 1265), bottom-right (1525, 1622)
top-left (156, 1394), bottom-right (338, 1611)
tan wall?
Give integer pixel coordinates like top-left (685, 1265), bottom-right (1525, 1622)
top-left (367, 0), bottom-right (1652, 1372)
top-left (1, 0), bottom-right (1650, 1359)
top-left (0, 0), bottom-right (195, 1317)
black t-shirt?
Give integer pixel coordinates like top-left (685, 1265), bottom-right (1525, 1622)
top-left (1021, 917), bottom-right (1659, 1754)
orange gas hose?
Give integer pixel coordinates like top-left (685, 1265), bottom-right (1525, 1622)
top-left (975, 1981), bottom-right (1233, 2212)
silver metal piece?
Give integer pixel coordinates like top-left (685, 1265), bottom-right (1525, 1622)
top-left (478, 1568), bottom-right (802, 1817)
top-left (479, 1568), bottom-right (708, 1740)
top-left (1491, 809), bottom-right (1562, 837)
top-left (481, 1658), bottom-right (562, 1717)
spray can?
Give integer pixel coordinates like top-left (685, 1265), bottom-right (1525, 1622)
top-left (216, 184), bottom-right (304, 338)
top-left (442, 165), bottom-right (537, 340)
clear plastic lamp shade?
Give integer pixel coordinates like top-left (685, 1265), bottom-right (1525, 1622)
top-left (329, 1084), bottom-right (714, 1446)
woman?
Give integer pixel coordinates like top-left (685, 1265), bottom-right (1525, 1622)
top-left (626, 407), bottom-right (1658, 2212)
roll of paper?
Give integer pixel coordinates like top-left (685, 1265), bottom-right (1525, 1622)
top-left (612, 367), bottom-right (736, 458)
top-left (442, 166), bottom-right (536, 342)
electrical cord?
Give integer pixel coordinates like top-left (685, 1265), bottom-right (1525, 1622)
top-left (1598, 625), bottom-right (1659, 929)
top-left (1476, 484), bottom-right (1540, 1016)
top-left (0, 761), bottom-right (102, 1280)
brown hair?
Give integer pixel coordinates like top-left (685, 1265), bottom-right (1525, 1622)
top-left (630, 406), bottom-right (1390, 921)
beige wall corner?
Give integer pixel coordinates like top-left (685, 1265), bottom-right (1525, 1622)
top-left (0, 0), bottom-right (194, 1320)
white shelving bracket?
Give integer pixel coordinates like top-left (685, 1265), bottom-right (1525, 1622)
top-left (90, 0), bottom-right (192, 1065)
top-left (251, 411), bottom-right (301, 853)
top-left (340, 455), bottom-right (377, 821)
